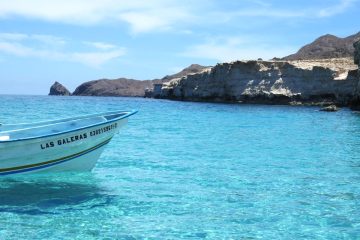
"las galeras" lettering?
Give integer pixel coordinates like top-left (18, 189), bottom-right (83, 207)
top-left (40, 133), bottom-right (88, 149)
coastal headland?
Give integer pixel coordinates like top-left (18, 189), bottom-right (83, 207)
top-left (50, 32), bottom-right (360, 108)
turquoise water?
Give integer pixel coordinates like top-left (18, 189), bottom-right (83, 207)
top-left (1, 95), bottom-right (360, 239)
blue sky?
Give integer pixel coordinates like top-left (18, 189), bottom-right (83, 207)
top-left (0, 0), bottom-right (359, 95)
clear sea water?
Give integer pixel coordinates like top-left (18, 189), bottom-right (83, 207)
top-left (0, 95), bottom-right (360, 239)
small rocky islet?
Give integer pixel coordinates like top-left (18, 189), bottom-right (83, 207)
top-left (49, 81), bottom-right (71, 96)
top-left (49, 32), bottom-right (360, 110)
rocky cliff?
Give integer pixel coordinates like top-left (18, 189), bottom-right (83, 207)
top-left (350, 40), bottom-right (360, 109)
top-left (49, 32), bottom-right (360, 104)
top-left (159, 58), bottom-right (358, 106)
top-left (283, 32), bottom-right (360, 60)
top-left (49, 81), bottom-right (71, 96)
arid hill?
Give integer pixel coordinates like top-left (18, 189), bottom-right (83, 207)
top-left (283, 32), bottom-right (360, 60)
top-left (50, 64), bottom-right (208, 97)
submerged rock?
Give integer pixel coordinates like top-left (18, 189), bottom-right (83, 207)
top-left (289, 101), bottom-right (303, 106)
top-left (49, 81), bottom-right (71, 96)
top-left (320, 105), bottom-right (339, 112)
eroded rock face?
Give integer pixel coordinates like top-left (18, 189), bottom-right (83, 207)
top-left (350, 40), bottom-right (360, 109)
top-left (160, 58), bottom-right (358, 106)
top-left (49, 81), bottom-right (71, 96)
top-left (354, 41), bottom-right (360, 65)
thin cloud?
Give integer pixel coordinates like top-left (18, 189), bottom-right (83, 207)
top-left (0, 33), bottom-right (126, 67)
top-left (118, 6), bottom-right (194, 34)
top-left (236, 9), bottom-right (305, 18)
top-left (0, 0), bottom-right (355, 35)
top-left (0, 0), bottom-right (197, 34)
top-left (181, 36), bottom-right (296, 62)
top-left (214, 0), bottom-right (356, 21)
top-left (0, 33), bottom-right (28, 41)
top-left (318, 0), bottom-right (357, 17)
top-left (0, 1), bottom-right (111, 25)
top-left (70, 49), bottom-right (126, 67)
top-left (0, 33), bottom-right (66, 46)
top-left (0, 41), bottom-right (34, 57)
top-left (119, 11), bottom-right (172, 34)
top-left (31, 34), bottom-right (66, 46)
top-left (83, 41), bottom-right (117, 50)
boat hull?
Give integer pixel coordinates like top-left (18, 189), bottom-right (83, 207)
top-left (0, 118), bottom-right (128, 176)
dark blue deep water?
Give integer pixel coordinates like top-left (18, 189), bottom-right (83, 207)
top-left (1, 95), bottom-right (360, 239)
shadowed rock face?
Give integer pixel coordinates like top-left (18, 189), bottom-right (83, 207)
top-left (283, 32), bottom-right (360, 60)
top-left (354, 41), bottom-right (360, 65)
top-left (350, 41), bottom-right (360, 109)
top-left (49, 81), bottom-right (71, 96)
top-left (159, 59), bottom-right (358, 106)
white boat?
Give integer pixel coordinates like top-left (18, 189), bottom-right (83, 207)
top-left (0, 110), bottom-right (137, 176)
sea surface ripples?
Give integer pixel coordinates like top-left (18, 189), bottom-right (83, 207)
top-left (0, 95), bottom-right (360, 239)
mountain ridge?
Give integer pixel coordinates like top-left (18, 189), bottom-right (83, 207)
top-left (283, 32), bottom-right (360, 60)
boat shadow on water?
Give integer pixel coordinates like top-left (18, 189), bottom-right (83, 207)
top-left (0, 174), bottom-right (116, 215)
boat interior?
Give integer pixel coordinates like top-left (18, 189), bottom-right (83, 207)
top-left (0, 111), bottom-right (131, 141)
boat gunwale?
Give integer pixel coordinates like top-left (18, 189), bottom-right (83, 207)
top-left (0, 110), bottom-right (137, 143)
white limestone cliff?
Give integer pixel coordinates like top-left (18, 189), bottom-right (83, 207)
top-left (159, 58), bottom-right (358, 106)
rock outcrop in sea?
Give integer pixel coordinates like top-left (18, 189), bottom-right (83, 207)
top-left (158, 58), bottom-right (358, 106)
top-left (320, 105), bottom-right (339, 112)
top-left (49, 81), bottom-right (71, 96)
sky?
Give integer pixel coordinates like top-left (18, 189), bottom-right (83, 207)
top-left (0, 0), bottom-right (359, 95)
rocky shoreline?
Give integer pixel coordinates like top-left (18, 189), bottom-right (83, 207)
top-left (157, 58), bottom-right (358, 107)
top-left (152, 35), bottom-right (360, 108)
top-left (49, 33), bottom-right (360, 110)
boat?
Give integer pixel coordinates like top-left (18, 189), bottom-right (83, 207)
top-left (0, 110), bottom-right (137, 176)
